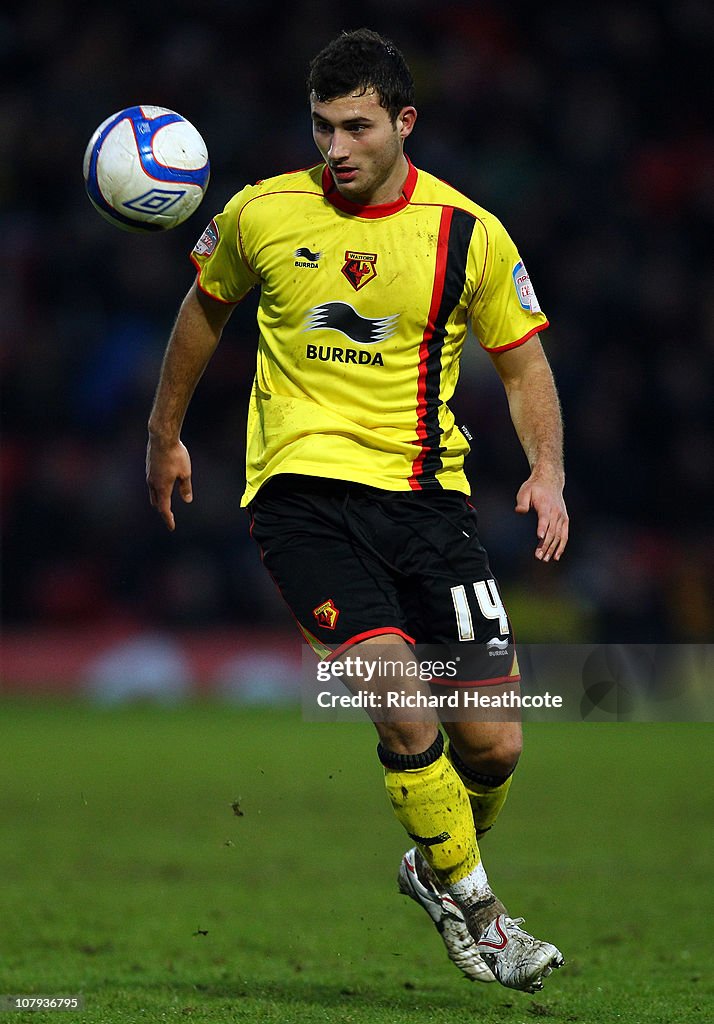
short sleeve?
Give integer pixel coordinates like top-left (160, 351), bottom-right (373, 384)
top-left (189, 186), bottom-right (260, 304)
top-left (469, 216), bottom-right (548, 351)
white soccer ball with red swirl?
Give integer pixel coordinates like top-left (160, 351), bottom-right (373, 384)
top-left (83, 105), bottom-right (210, 232)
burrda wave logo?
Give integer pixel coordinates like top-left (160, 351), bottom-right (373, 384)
top-left (304, 301), bottom-right (399, 346)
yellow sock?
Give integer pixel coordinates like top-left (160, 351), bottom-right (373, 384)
top-left (446, 741), bottom-right (514, 837)
top-left (379, 735), bottom-right (480, 886)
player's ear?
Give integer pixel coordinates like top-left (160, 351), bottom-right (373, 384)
top-left (397, 106), bottom-right (417, 140)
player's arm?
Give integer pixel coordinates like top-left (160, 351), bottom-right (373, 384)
top-left (488, 336), bottom-right (568, 562)
top-left (146, 282), bottom-right (235, 531)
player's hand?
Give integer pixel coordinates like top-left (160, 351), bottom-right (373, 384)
top-left (515, 470), bottom-right (569, 562)
top-left (146, 437), bottom-right (193, 532)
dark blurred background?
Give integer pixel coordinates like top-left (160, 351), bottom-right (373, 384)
top-left (2, 0), bottom-right (713, 665)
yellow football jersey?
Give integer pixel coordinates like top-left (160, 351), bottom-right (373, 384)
top-left (190, 159), bottom-right (548, 505)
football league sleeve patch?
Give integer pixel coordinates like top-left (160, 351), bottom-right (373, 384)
top-left (190, 186), bottom-right (260, 304)
top-left (468, 216), bottom-right (548, 352)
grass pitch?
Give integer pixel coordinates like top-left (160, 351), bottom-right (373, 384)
top-left (0, 701), bottom-right (711, 1024)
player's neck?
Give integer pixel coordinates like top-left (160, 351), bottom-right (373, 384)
top-left (364, 154), bottom-right (410, 206)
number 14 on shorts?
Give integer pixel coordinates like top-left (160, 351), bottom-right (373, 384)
top-left (450, 580), bottom-right (509, 641)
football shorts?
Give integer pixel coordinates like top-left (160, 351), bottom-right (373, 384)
top-left (248, 474), bottom-right (519, 685)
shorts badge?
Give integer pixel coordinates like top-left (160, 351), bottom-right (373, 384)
top-left (313, 598), bottom-right (340, 630)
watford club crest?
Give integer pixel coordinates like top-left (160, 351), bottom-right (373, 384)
top-left (313, 598), bottom-right (340, 630)
top-left (342, 250), bottom-right (378, 291)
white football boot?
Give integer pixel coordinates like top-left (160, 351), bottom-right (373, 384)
top-left (476, 914), bottom-right (565, 993)
top-left (398, 848), bottom-right (496, 983)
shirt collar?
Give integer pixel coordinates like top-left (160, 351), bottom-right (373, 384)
top-left (321, 156), bottom-right (418, 219)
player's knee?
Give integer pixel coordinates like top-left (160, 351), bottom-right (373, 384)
top-left (484, 737), bottom-right (521, 778)
top-left (452, 731), bottom-right (522, 779)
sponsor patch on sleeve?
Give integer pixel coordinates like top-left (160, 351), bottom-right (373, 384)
top-left (512, 260), bottom-right (541, 313)
top-left (193, 219), bottom-right (219, 258)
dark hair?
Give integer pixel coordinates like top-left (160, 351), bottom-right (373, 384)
top-left (307, 28), bottom-right (415, 123)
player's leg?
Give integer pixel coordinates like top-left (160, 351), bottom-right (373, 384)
top-left (388, 491), bottom-right (563, 991)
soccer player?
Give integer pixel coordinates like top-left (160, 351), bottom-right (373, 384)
top-left (146, 29), bottom-right (568, 993)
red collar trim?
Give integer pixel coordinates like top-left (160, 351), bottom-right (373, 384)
top-left (321, 157), bottom-right (418, 218)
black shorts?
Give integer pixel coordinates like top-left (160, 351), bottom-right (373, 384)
top-left (248, 475), bottom-right (519, 685)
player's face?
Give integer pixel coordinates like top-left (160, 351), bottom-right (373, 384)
top-left (310, 89), bottom-right (416, 205)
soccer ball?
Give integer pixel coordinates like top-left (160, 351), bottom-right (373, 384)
top-left (83, 105), bottom-right (210, 232)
